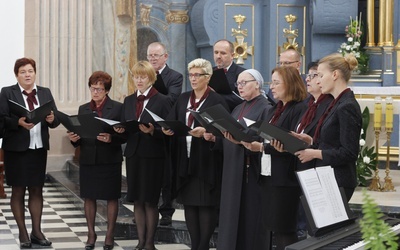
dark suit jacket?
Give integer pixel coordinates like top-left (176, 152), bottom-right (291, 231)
top-left (159, 64), bottom-right (183, 105)
top-left (166, 91), bottom-right (229, 192)
top-left (73, 97), bottom-right (126, 165)
top-left (295, 95), bottom-right (333, 171)
top-left (263, 101), bottom-right (307, 186)
top-left (0, 83), bottom-right (59, 151)
top-left (121, 91), bottom-right (171, 159)
top-left (315, 90), bottom-right (362, 189)
top-left (214, 62), bottom-right (246, 111)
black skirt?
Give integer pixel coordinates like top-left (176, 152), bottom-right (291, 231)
top-left (79, 163), bottom-right (122, 200)
top-left (125, 155), bottom-right (164, 205)
top-left (260, 178), bottom-right (301, 233)
top-left (4, 148), bottom-right (47, 187)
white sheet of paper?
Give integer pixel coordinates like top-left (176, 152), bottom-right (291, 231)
top-left (296, 166), bottom-right (348, 228)
top-left (261, 154), bottom-right (271, 176)
top-left (144, 108), bottom-right (164, 122)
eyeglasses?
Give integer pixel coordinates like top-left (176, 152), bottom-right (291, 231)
top-left (133, 75), bottom-right (149, 81)
top-left (146, 53), bottom-right (165, 59)
top-left (89, 87), bottom-right (105, 93)
top-left (267, 81), bottom-right (281, 87)
top-left (189, 73), bottom-right (209, 79)
top-left (277, 61), bottom-right (298, 66)
top-left (305, 73), bottom-right (319, 80)
top-left (235, 80), bottom-right (257, 87)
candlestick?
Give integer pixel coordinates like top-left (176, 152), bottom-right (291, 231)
top-left (382, 130), bottom-right (396, 192)
top-left (374, 96), bottom-right (382, 130)
top-left (368, 130), bottom-right (382, 191)
top-left (385, 97), bottom-right (393, 130)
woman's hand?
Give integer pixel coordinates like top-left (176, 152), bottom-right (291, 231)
top-left (295, 149), bottom-right (322, 163)
top-left (223, 131), bottom-right (240, 144)
top-left (45, 111), bottom-right (55, 124)
top-left (290, 132), bottom-right (312, 145)
top-left (98, 132), bottom-right (111, 143)
top-left (270, 139), bottom-right (286, 152)
top-left (113, 126), bottom-right (125, 133)
top-left (189, 127), bottom-right (206, 138)
top-left (67, 131), bottom-right (80, 142)
top-left (139, 123), bottom-right (154, 135)
top-left (162, 127), bottom-right (174, 136)
top-left (18, 117), bottom-right (34, 130)
top-left (203, 132), bottom-right (216, 142)
top-left (241, 141), bottom-right (263, 152)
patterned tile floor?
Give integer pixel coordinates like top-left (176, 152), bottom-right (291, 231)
top-left (0, 183), bottom-right (205, 250)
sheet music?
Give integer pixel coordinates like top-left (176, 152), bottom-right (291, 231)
top-left (144, 108), bottom-right (164, 121)
top-left (95, 117), bottom-right (120, 125)
top-left (297, 166), bottom-right (348, 228)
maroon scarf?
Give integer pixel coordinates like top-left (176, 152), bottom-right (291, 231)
top-left (270, 101), bottom-right (291, 125)
top-left (187, 86), bottom-right (211, 127)
top-left (297, 94), bottom-right (331, 133)
top-left (136, 87), bottom-right (159, 119)
top-left (90, 95), bottom-right (108, 117)
top-left (313, 88), bottom-right (351, 142)
top-left (22, 89), bottom-right (38, 111)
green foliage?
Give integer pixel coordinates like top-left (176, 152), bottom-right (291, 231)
top-left (359, 189), bottom-right (399, 249)
top-left (356, 107), bottom-right (377, 186)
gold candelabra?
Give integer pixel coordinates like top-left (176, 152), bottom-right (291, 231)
top-left (368, 97), bottom-right (382, 191)
top-left (382, 97), bottom-right (395, 191)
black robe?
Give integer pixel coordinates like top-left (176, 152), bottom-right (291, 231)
top-left (217, 95), bottom-right (273, 250)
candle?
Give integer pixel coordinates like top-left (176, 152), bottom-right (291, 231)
top-left (374, 96), bottom-right (382, 129)
top-left (385, 97), bottom-right (393, 130)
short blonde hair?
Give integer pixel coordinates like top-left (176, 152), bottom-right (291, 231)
top-left (131, 61), bottom-right (157, 84)
top-left (187, 58), bottom-right (213, 76)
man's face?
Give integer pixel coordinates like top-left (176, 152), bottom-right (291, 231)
top-left (278, 50), bottom-right (301, 72)
top-left (213, 41), bottom-right (234, 69)
top-left (147, 44), bottom-right (168, 71)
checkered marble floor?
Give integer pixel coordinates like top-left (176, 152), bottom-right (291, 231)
top-left (0, 183), bottom-right (212, 250)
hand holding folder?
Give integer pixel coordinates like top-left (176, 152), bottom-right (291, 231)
top-left (95, 117), bottom-right (148, 133)
top-left (8, 99), bottom-right (54, 125)
top-left (54, 110), bottom-right (105, 139)
top-left (250, 120), bottom-right (309, 154)
top-left (144, 108), bottom-right (191, 136)
top-left (199, 104), bottom-right (254, 142)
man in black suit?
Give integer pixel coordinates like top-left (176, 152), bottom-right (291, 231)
top-left (147, 42), bottom-right (183, 105)
top-left (147, 42), bottom-right (183, 226)
top-left (213, 39), bottom-right (245, 111)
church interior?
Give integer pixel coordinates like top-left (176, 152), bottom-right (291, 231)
top-left (1, 0), bottom-right (400, 249)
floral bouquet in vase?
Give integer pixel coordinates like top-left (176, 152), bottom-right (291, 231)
top-left (338, 13), bottom-right (369, 74)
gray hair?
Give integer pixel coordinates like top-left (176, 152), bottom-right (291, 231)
top-left (188, 58), bottom-right (213, 76)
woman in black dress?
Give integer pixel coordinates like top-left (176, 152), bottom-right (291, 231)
top-left (0, 57), bottom-right (59, 248)
top-left (294, 53), bottom-right (362, 201)
top-left (218, 69), bottom-right (273, 250)
top-left (120, 61), bottom-right (171, 250)
top-left (163, 58), bottom-right (228, 250)
top-left (244, 66), bottom-right (308, 249)
top-left (68, 71), bottom-right (126, 250)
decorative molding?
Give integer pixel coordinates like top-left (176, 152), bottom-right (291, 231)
top-left (140, 3), bottom-right (152, 26)
top-left (166, 10), bottom-right (189, 24)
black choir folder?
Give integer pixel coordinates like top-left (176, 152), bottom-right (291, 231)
top-left (188, 109), bottom-right (223, 137)
top-left (250, 121), bottom-right (309, 154)
top-left (144, 108), bottom-right (191, 136)
top-left (95, 117), bottom-right (148, 133)
top-left (295, 166), bottom-right (357, 238)
top-left (199, 104), bottom-right (253, 142)
top-left (54, 110), bottom-right (106, 139)
top-left (8, 99), bottom-right (54, 125)
top-left (209, 68), bottom-right (232, 94)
